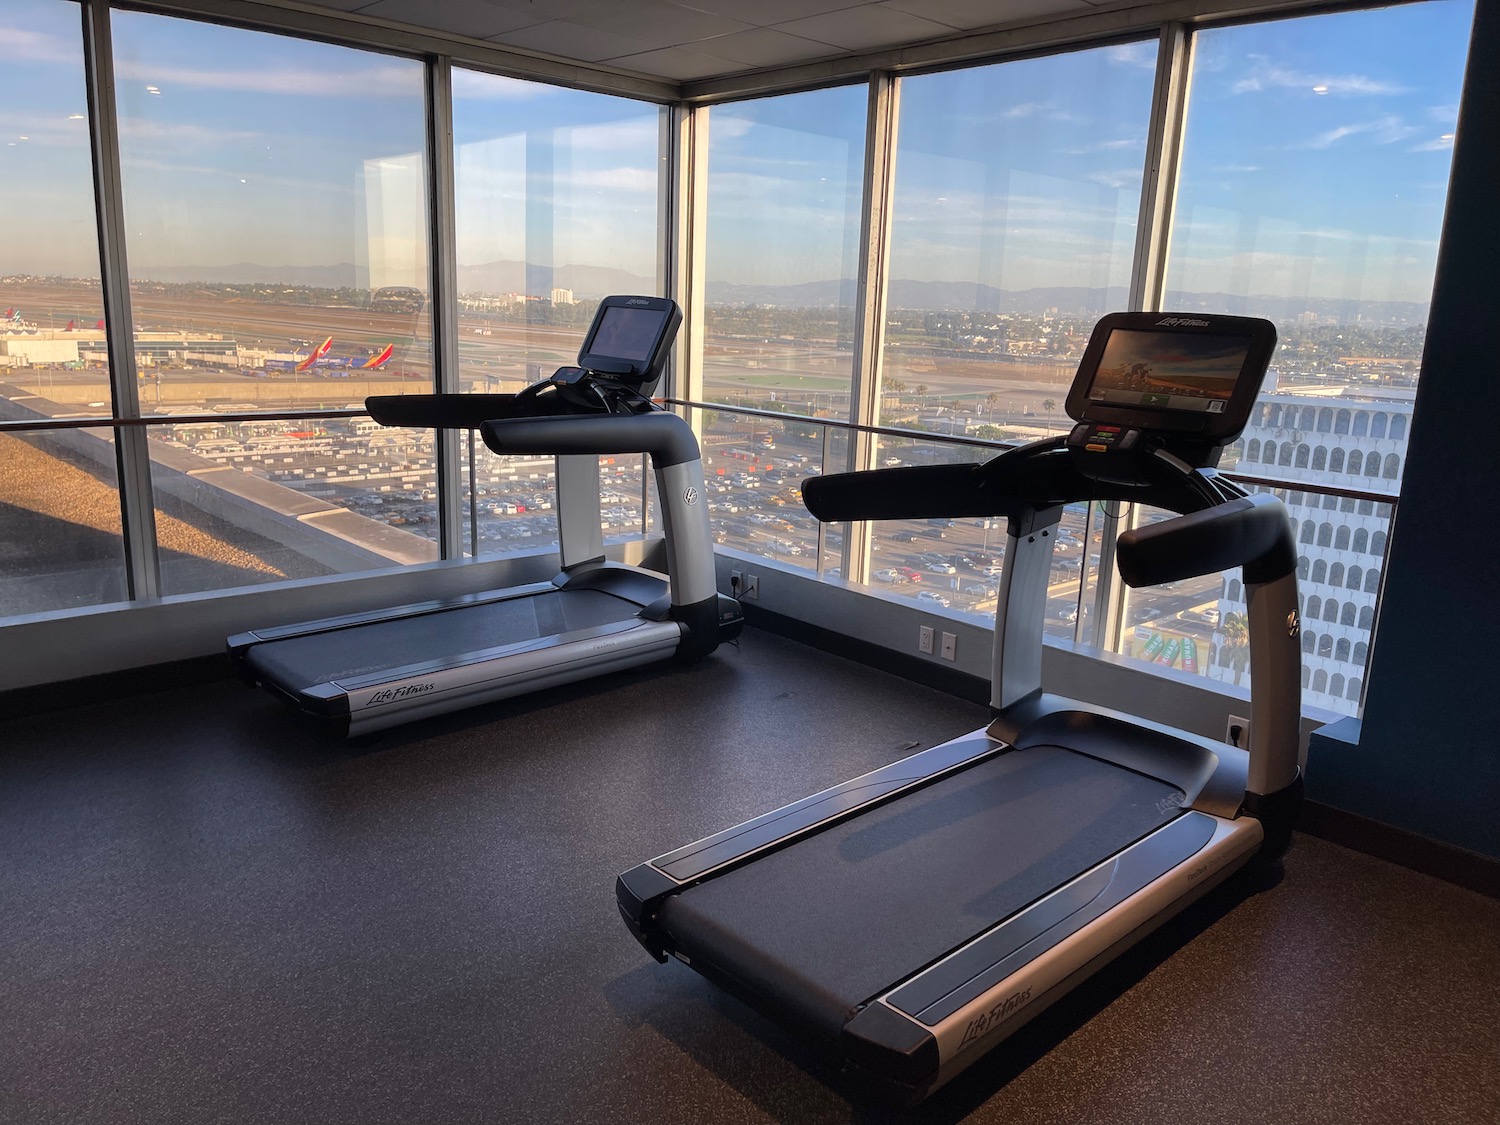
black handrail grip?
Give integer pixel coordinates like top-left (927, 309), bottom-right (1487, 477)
top-left (1116, 494), bottom-right (1296, 587)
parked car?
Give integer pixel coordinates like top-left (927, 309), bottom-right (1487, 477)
top-left (927, 562), bottom-right (957, 575)
top-left (963, 583), bottom-right (998, 598)
top-left (916, 591), bottom-right (951, 607)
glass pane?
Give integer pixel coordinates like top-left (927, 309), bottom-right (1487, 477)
top-left (1205, 486), bottom-right (1390, 714)
top-left (452, 75), bottom-right (662, 393)
top-left (700, 407), bottom-right (824, 572)
top-left (0, 427), bottom-right (127, 616)
top-left (464, 441), bottom-right (556, 559)
top-left (865, 436), bottom-right (997, 614)
top-left (1119, 506), bottom-right (1223, 679)
top-left (703, 86), bottom-right (867, 422)
top-left (0, 0), bottom-right (113, 421)
top-left (150, 420), bottom-right (437, 595)
top-left (111, 14), bottom-right (432, 416)
top-left (880, 44), bottom-right (1158, 430)
top-left (1157, 0), bottom-right (1472, 712)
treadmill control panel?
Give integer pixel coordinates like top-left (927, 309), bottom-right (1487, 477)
top-left (576, 295), bottom-right (683, 393)
top-left (1065, 312), bottom-right (1276, 460)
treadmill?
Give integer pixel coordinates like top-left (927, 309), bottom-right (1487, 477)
top-left (616, 311), bottom-right (1301, 1102)
top-left (229, 296), bottom-right (742, 737)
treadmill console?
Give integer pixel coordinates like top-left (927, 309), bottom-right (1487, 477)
top-left (1065, 312), bottom-right (1276, 468)
top-left (576, 295), bottom-right (682, 393)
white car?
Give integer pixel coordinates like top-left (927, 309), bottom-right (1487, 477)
top-left (916, 591), bottom-right (951, 607)
top-left (963, 583), bottom-right (998, 598)
top-left (927, 562), bottom-right (957, 575)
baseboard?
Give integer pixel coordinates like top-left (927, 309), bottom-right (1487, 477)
top-left (2, 653), bottom-right (234, 721)
top-left (741, 604), bottom-right (992, 706)
top-left (1298, 800), bottom-right (1500, 900)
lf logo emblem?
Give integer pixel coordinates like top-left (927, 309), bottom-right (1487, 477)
top-left (683, 487), bottom-right (698, 505)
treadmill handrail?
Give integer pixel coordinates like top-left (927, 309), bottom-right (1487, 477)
top-left (1115, 493), bottom-right (1296, 588)
top-left (480, 410), bottom-right (702, 469)
top-left (365, 393), bottom-right (521, 430)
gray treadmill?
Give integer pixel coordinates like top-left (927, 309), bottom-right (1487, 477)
top-left (229, 296), bottom-right (742, 737)
top-left (617, 311), bottom-right (1302, 1102)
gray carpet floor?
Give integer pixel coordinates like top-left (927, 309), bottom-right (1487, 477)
top-left (3, 629), bottom-right (1497, 1124)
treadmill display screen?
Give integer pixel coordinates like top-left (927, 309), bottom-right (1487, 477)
top-left (590, 305), bottom-right (668, 364)
top-left (1085, 329), bottom-right (1249, 416)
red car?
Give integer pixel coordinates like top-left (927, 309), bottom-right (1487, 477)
top-left (897, 567), bottom-right (923, 583)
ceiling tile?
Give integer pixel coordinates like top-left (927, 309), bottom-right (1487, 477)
top-left (607, 46), bottom-right (746, 80)
top-left (879, 0), bottom-right (1088, 30)
top-left (675, 0), bottom-right (878, 22)
top-left (301, 0), bottom-right (371, 12)
top-left (773, 5), bottom-right (957, 51)
top-left (693, 27), bottom-right (843, 66)
top-left (565, 0), bottom-right (754, 45)
top-left (482, 0), bottom-right (621, 20)
top-left (486, 21), bottom-right (660, 62)
top-left (357, 0), bottom-right (546, 38)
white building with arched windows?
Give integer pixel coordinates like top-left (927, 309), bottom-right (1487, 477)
top-left (1210, 384), bottom-right (1413, 715)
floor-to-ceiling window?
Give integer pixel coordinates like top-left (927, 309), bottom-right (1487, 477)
top-left (1153, 0), bottom-right (1473, 712)
top-left (110, 12), bottom-right (437, 593)
top-left (452, 73), bottom-right (665, 558)
top-left (698, 85), bottom-right (867, 573)
top-left (0, 0), bottom-right (127, 616)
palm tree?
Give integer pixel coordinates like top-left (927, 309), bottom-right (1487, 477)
top-left (1220, 611), bottom-right (1250, 686)
top-left (1042, 398), bottom-right (1056, 429)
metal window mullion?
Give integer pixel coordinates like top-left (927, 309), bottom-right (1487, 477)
top-left (1097, 21), bottom-right (1194, 653)
top-left (82, 0), bottom-right (159, 601)
top-left (427, 57), bottom-right (463, 559)
top-left (1128, 22), bottom-right (1192, 315)
top-left (668, 104), bottom-right (708, 424)
top-left (844, 71), bottom-right (900, 588)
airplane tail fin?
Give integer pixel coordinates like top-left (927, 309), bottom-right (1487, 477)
top-left (296, 336), bottom-right (334, 371)
top-left (362, 344), bottom-right (395, 369)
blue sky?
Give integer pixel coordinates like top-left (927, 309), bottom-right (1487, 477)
top-left (0, 0), bottom-right (1477, 306)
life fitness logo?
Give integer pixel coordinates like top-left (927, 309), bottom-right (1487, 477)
top-left (626, 298), bottom-right (651, 306)
top-left (683, 486), bottom-right (698, 505)
top-left (1155, 316), bottom-right (1211, 327)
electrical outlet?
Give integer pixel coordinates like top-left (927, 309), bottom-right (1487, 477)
top-left (919, 625), bottom-right (935, 654)
top-left (1226, 714), bottom-right (1250, 749)
top-left (730, 569), bottom-right (742, 597)
top-left (742, 573), bottom-right (759, 601)
top-left (940, 632), bottom-right (957, 661)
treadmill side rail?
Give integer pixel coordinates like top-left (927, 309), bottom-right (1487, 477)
top-left (869, 813), bottom-right (1263, 1099)
top-left (336, 618), bottom-right (684, 736)
top-left (639, 731), bottom-right (1001, 885)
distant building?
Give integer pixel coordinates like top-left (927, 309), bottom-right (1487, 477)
top-left (1209, 383), bottom-right (1412, 715)
top-left (550, 288), bottom-right (575, 306)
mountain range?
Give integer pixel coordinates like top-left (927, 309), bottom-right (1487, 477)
top-left (128, 260), bottom-right (1430, 323)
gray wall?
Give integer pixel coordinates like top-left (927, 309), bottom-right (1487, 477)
top-left (1306, 0), bottom-right (1500, 859)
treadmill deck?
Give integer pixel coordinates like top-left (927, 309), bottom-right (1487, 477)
top-left (657, 745), bottom-right (1185, 1038)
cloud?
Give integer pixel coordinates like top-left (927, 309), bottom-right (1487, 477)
top-left (451, 69), bottom-right (551, 101)
top-left (0, 25), bottom-right (81, 65)
top-left (112, 57), bottom-right (421, 99)
top-left (1054, 137), bottom-right (1144, 155)
top-left (1232, 56), bottom-right (1409, 97)
top-left (566, 166), bottom-right (658, 193)
top-left (1106, 42), bottom-right (1157, 70)
top-left (1301, 116), bottom-right (1419, 149)
top-left (1083, 168), bottom-right (1143, 190)
top-left (1408, 136), bottom-right (1455, 152)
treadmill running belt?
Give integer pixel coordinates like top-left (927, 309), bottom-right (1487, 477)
top-left (244, 587), bottom-right (639, 689)
top-left (657, 745), bottom-right (1183, 1039)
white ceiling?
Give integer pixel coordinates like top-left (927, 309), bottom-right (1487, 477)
top-left (294, 0), bottom-right (1104, 83)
